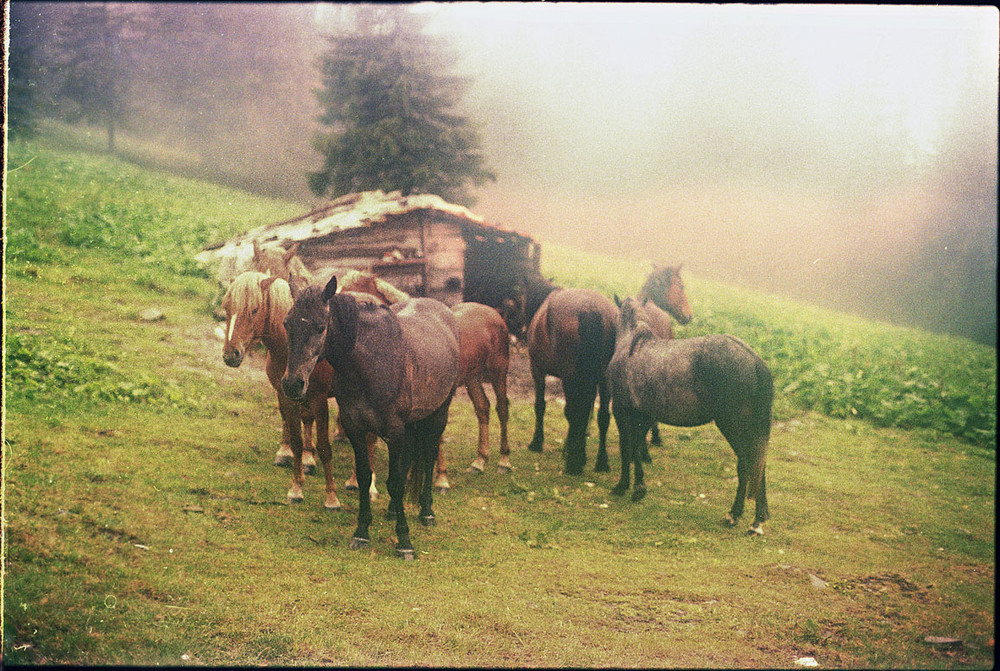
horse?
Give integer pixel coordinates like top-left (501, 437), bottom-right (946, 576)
top-left (450, 302), bottom-right (512, 475)
top-left (281, 276), bottom-right (460, 559)
top-left (526, 287), bottom-right (618, 475)
top-left (253, 239), bottom-right (313, 295)
top-left (635, 264), bottom-right (694, 451)
top-left (607, 297), bottom-right (773, 535)
top-left (220, 271), bottom-right (342, 510)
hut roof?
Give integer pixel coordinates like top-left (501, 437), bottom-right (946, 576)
top-left (196, 190), bottom-right (536, 283)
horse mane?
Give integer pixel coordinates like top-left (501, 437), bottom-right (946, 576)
top-left (338, 270), bottom-right (409, 305)
top-left (618, 297), bottom-right (658, 356)
top-left (224, 271), bottom-right (293, 333)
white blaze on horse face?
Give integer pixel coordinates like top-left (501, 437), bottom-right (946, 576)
top-left (227, 314), bottom-right (237, 342)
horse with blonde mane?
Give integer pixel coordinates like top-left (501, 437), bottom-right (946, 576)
top-left (221, 271), bottom-right (342, 509)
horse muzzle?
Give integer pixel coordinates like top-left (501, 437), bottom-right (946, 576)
top-left (281, 375), bottom-right (307, 402)
top-left (223, 348), bottom-right (245, 368)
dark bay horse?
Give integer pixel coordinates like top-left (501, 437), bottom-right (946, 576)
top-left (607, 297), bottom-right (773, 535)
top-left (221, 271), bottom-right (342, 510)
top-left (636, 264), bottom-right (694, 450)
top-left (526, 287), bottom-right (618, 475)
top-left (281, 276), bottom-right (460, 559)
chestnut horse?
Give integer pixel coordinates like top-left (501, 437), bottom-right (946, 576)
top-left (281, 276), bottom-right (460, 559)
top-left (608, 297), bottom-right (772, 535)
top-left (450, 302), bottom-right (512, 475)
top-left (220, 272), bottom-right (341, 509)
top-left (526, 287), bottom-right (618, 475)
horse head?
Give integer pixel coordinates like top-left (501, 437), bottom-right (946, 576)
top-left (641, 264), bottom-right (693, 325)
top-left (281, 275), bottom-right (359, 402)
top-left (221, 272), bottom-right (282, 367)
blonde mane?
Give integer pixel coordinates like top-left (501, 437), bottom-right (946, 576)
top-left (223, 271), bottom-right (293, 333)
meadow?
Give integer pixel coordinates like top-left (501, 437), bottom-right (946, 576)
top-left (3, 137), bottom-right (995, 667)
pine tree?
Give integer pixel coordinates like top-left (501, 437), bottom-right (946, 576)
top-left (49, 3), bottom-right (146, 152)
top-left (309, 6), bottom-right (494, 206)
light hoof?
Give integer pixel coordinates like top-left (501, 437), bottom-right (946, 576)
top-left (748, 524), bottom-right (765, 536)
top-left (349, 537), bottom-right (369, 550)
top-left (395, 548), bottom-right (415, 561)
top-left (467, 458), bottom-right (486, 474)
top-left (420, 514), bottom-right (436, 527)
top-left (434, 474), bottom-right (450, 491)
top-left (345, 476), bottom-right (358, 491)
top-left (287, 493), bottom-right (304, 504)
top-left (497, 464), bottom-right (513, 474)
top-left (324, 497), bottom-right (342, 510)
top-left (274, 454), bottom-right (294, 468)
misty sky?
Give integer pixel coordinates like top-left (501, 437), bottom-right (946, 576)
top-left (400, 4), bottom-right (997, 283)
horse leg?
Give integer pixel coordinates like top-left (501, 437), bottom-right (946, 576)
top-left (273, 389), bottom-right (295, 468)
top-left (594, 379), bottom-right (611, 472)
top-left (648, 423), bottom-right (662, 448)
top-left (465, 376), bottom-right (491, 473)
top-left (726, 452), bottom-right (750, 528)
top-left (345, 433), bottom-right (379, 501)
top-left (418, 401), bottom-right (450, 529)
top-left (386, 432), bottom-right (414, 560)
top-left (562, 378), bottom-right (596, 476)
top-left (346, 425), bottom-right (374, 550)
top-left (611, 405), bottom-right (633, 496)
top-left (631, 416), bottom-right (652, 502)
top-left (494, 374), bottom-right (512, 473)
top-left (750, 466), bottom-right (769, 536)
top-left (299, 405), bottom-right (317, 476)
top-left (278, 394), bottom-right (306, 503)
top-left (434, 442), bottom-right (450, 492)
top-left (312, 395), bottom-right (340, 510)
top-left (527, 364), bottom-right (546, 452)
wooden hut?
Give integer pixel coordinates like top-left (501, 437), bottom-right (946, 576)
top-left (197, 190), bottom-right (541, 310)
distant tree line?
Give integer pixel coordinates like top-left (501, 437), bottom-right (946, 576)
top-left (7, 2), bottom-right (494, 206)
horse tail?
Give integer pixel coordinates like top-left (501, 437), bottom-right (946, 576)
top-left (577, 310), bottom-right (606, 382)
top-left (745, 356), bottom-right (774, 501)
top-left (407, 451), bottom-right (428, 505)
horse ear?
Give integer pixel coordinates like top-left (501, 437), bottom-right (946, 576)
top-left (283, 242), bottom-right (300, 264)
top-left (322, 275), bottom-right (339, 302)
top-left (260, 275), bottom-right (278, 294)
top-left (614, 294), bottom-right (622, 308)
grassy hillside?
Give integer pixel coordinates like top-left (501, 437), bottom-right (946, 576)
top-left (3, 139), bottom-right (995, 667)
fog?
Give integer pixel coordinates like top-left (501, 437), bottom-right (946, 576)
top-left (10, 2), bottom-right (997, 344)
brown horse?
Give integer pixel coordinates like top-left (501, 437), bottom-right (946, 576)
top-left (635, 264), bottom-right (694, 450)
top-left (252, 239), bottom-right (313, 295)
top-left (281, 276), bottom-right (460, 559)
top-left (608, 297), bottom-right (772, 535)
top-left (526, 287), bottom-right (618, 475)
top-left (221, 272), bottom-right (341, 509)
top-left (449, 302), bottom-right (512, 475)
top-left (334, 274), bottom-right (512, 485)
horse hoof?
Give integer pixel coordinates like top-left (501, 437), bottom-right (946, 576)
top-left (395, 548), bottom-right (415, 561)
top-left (594, 462), bottom-right (610, 473)
top-left (631, 488), bottom-right (647, 502)
top-left (435, 487), bottom-right (448, 495)
top-left (274, 456), bottom-right (293, 468)
top-left (345, 483), bottom-right (358, 491)
top-left (497, 464), bottom-right (513, 475)
top-left (724, 513), bottom-right (738, 527)
top-left (748, 524), bottom-right (765, 536)
top-left (420, 514), bottom-right (436, 527)
top-left (324, 499), bottom-right (342, 511)
top-left (527, 442), bottom-right (543, 453)
top-left (468, 458), bottom-right (486, 473)
top-left (287, 491), bottom-right (304, 504)
top-left (611, 485), bottom-right (628, 497)
top-left (302, 464), bottom-right (316, 476)
top-left (349, 537), bottom-right (369, 550)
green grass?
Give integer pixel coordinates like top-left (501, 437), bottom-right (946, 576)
top-left (3, 137), bottom-right (995, 667)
